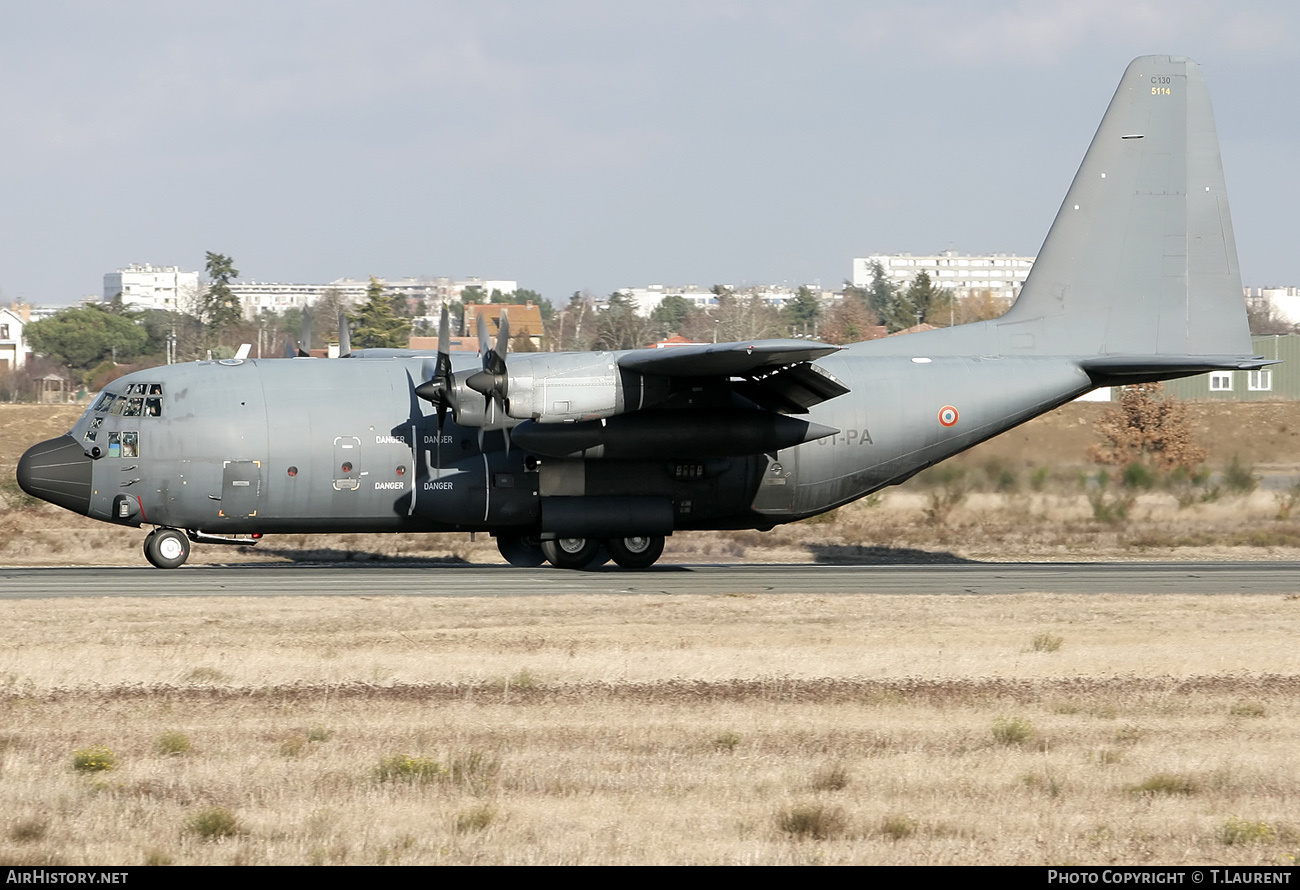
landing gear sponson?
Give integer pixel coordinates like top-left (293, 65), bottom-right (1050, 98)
top-left (498, 533), bottom-right (665, 570)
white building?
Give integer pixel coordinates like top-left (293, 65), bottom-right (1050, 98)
top-left (1247, 286), bottom-right (1300, 325)
top-left (853, 251), bottom-right (1034, 301)
top-left (615, 285), bottom-right (718, 317)
top-left (614, 284), bottom-right (829, 317)
top-left (232, 277), bottom-right (518, 318)
top-left (1, 305), bottom-right (30, 370)
top-left (103, 264), bottom-right (200, 312)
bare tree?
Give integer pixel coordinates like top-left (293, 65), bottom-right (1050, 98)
top-left (1089, 382), bottom-right (1207, 470)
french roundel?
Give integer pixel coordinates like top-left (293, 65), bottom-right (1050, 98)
top-left (938, 405), bottom-right (959, 427)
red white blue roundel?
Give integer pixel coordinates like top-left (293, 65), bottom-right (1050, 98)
top-left (938, 405), bottom-right (959, 427)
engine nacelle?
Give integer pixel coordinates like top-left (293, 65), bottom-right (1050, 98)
top-left (500, 353), bottom-right (670, 423)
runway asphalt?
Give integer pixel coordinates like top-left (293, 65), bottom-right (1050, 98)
top-left (1, 562), bottom-right (1298, 598)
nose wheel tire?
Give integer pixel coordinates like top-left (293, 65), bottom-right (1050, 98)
top-left (541, 537), bottom-right (602, 570)
top-left (606, 535), bottom-right (665, 569)
top-left (144, 528), bottom-right (191, 569)
top-left (496, 533), bottom-right (546, 567)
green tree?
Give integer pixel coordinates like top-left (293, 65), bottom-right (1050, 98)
top-left (25, 306), bottom-right (149, 379)
top-left (555, 292), bottom-right (598, 351)
top-left (350, 277), bottom-right (411, 349)
top-left (782, 286), bottom-right (822, 337)
top-left (591, 292), bottom-right (653, 351)
top-left (864, 261), bottom-right (914, 332)
top-left (650, 294), bottom-right (693, 337)
top-left (901, 271), bottom-right (952, 328)
top-left (202, 252), bottom-right (242, 333)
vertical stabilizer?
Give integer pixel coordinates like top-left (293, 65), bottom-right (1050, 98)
top-left (996, 55), bottom-right (1250, 358)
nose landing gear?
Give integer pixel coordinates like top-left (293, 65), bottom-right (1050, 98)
top-left (143, 528), bottom-right (191, 569)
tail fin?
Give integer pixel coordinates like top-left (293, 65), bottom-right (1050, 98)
top-left (999, 55), bottom-right (1252, 359)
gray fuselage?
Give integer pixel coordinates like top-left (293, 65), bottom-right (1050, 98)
top-left (53, 339), bottom-right (1093, 539)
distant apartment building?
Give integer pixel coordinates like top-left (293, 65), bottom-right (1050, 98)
top-left (102, 266), bottom-right (517, 318)
top-left (614, 284), bottom-right (829, 317)
top-left (615, 285), bottom-right (718, 316)
top-left (1245, 286), bottom-right (1300, 325)
top-left (852, 251), bottom-right (1035, 302)
top-left (232, 277), bottom-right (518, 318)
top-left (103, 264), bottom-right (200, 312)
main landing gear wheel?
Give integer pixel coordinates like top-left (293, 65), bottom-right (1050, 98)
top-left (606, 535), bottom-right (665, 569)
top-left (143, 528), bottom-right (191, 569)
top-left (541, 537), bottom-right (602, 570)
top-left (497, 533), bottom-right (546, 567)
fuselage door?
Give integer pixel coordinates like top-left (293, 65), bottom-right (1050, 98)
top-left (220, 460), bottom-right (262, 518)
top-left (750, 450), bottom-right (799, 514)
top-left (334, 437), bottom-right (361, 491)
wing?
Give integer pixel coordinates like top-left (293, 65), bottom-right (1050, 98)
top-left (618, 339), bottom-right (840, 376)
top-left (618, 339), bottom-right (849, 415)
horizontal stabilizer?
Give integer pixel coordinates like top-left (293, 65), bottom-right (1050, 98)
top-left (1080, 354), bottom-right (1276, 385)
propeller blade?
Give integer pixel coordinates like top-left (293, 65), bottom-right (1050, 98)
top-left (438, 305), bottom-right (450, 359)
top-left (283, 338), bottom-right (296, 359)
top-left (338, 311), bottom-right (351, 357)
top-left (476, 312), bottom-right (492, 365)
top-left (494, 309), bottom-right (510, 369)
top-left (301, 308), bottom-right (312, 354)
top-left (436, 306), bottom-right (451, 432)
top-left (415, 305), bottom-right (458, 434)
top-left (467, 307), bottom-right (509, 398)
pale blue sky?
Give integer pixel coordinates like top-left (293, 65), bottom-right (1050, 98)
top-left (2, 1), bottom-right (1296, 306)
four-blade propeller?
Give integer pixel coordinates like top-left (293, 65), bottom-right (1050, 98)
top-left (466, 309), bottom-right (510, 424)
top-left (414, 306), bottom-right (457, 432)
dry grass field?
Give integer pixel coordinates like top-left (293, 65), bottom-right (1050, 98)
top-left (2, 593), bottom-right (1300, 865)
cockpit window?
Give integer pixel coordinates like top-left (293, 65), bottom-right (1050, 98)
top-left (95, 383), bottom-right (163, 417)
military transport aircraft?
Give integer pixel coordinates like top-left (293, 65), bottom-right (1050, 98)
top-left (16, 56), bottom-right (1269, 570)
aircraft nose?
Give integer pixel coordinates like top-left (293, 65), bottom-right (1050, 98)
top-left (16, 435), bottom-right (94, 515)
